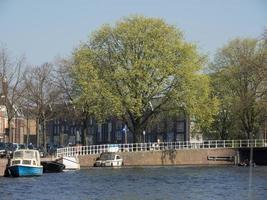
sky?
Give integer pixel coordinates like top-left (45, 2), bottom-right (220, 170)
top-left (0, 0), bottom-right (266, 65)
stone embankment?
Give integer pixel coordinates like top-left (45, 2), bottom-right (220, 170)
top-left (0, 159), bottom-right (8, 176)
top-left (0, 148), bottom-right (235, 176)
top-left (79, 148), bottom-right (237, 167)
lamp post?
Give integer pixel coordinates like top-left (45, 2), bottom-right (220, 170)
top-left (143, 130), bottom-right (146, 143)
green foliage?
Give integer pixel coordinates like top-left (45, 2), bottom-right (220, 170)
top-left (210, 38), bottom-right (267, 139)
top-left (72, 16), bottom-right (217, 141)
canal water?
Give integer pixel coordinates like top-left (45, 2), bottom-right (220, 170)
top-left (0, 166), bottom-right (267, 200)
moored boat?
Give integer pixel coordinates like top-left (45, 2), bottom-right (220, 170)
top-left (94, 152), bottom-right (123, 167)
top-left (41, 161), bottom-right (65, 173)
top-left (8, 149), bottom-right (43, 177)
top-left (57, 156), bottom-right (80, 170)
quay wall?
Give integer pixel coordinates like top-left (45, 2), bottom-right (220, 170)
top-left (78, 148), bottom-right (237, 167)
top-left (0, 148), bottom-right (251, 175)
top-left (0, 159), bottom-right (8, 176)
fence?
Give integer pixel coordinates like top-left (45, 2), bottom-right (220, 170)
top-left (56, 139), bottom-right (267, 158)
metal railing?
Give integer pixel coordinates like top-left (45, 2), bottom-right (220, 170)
top-left (56, 139), bottom-right (267, 158)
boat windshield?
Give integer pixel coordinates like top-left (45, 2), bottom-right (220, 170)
top-left (99, 153), bottom-right (115, 161)
top-left (13, 150), bottom-right (36, 159)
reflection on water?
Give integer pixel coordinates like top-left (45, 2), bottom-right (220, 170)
top-left (0, 166), bottom-right (267, 200)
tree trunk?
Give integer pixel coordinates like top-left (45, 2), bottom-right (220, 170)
top-left (133, 127), bottom-right (142, 143)
top-left (36, 118), bottom-right (40, 147)
top-left (7, 120), bottom-right (12, 143)
top-left (43, 119), bottom-right (47, 153)
top-left (26, 117), bottom-right (29, 146)
top-left (81, 117), bottom-right (88, 146)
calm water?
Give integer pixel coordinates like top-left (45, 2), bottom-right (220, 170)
top-left (0, 166), bottom-right (267, 200)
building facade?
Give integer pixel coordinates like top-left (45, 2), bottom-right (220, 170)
top-left (0, 105), bottom-right (8, 142)
top-left (0, 105), bottom-right (31, 144)
top-left (46, 116), bottom-right (190, 146)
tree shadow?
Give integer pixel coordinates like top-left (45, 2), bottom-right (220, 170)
top-left (160, 149), bottom-right (177, 165)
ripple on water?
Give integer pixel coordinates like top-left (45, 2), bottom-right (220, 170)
top-left (1, 166), bottom-right (267, 200)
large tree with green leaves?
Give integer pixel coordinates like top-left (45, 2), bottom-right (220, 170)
top-left (206, 71), bottom-right (240, 139)
top-left (72, 16), bottom-right (217, 142)
top-left (211, 37), bottom-right (267, 139)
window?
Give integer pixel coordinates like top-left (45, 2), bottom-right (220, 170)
top-left (22, 160), bottom-right (31, 165)
top-left (177, 121), bottom-right (185, 132)
top-left (13, 151), bottom-right (23, 158)
top-left (12, 160), bottom-right (21, 165)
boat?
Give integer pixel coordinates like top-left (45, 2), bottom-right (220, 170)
top-left (41, 161), bottom-right (65, 173)
top-left (8, 149), bottom-right (43, 177)
top-left (94, 152), bottom-right (123, 167)
top-left (56, 156), bottom-right (80, 170)
top-left (238, 159), bottom-right (256, 167)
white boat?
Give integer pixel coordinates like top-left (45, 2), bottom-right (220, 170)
top-left (8, 149), bottom-right (43, 177)
top-left (94, 152), bottom-right (123, 167)
top-left (57, 156), bottom-right (80, 170)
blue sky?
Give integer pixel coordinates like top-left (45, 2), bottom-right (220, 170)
top-left (0, 0), bottom-right (266, 65)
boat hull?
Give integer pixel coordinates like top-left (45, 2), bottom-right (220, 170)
top-left (41, 161), bottom-right (65, 173)
top-left (57, 156), bottom-right (80, 170)
top-left (8, 165), bottom-right (43, 177)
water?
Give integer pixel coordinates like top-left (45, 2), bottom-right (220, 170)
top-left (0, 166), bottom-right (267, 200)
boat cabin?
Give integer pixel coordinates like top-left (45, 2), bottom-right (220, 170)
top-left (94, 152), bottom-right (123, 167)
top-left (11, 150), bottom-right (41, 167)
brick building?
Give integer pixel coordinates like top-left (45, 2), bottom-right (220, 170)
top-left (0, 105), bottom-right (30, 144)
top-left (0, 105), bottom-right (8, 142)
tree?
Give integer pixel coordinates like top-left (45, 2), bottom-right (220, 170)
top-left (72, 16), bottom-right (217, 142)
top-left (0, 46), bottom-right (25, 143)
top-left (53, 58), bottom-right (76, 103)
top-left (22, 63), bottom-right (60, 149)
top-left (206, 72), bottom-right (239, 139)
top-left (211, 38), bottom-right (267, 139)
top-left (54, 58), bottom-right (90, 146)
